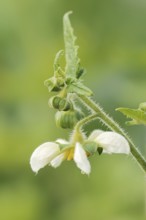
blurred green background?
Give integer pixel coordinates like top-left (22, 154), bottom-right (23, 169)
top-left (0, 0), bottom-right (146, 220)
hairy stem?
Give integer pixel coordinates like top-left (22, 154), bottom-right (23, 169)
top-left (75, 113), bottom-right (99, 131)
top-left (78, 94), bottom-right (146, 172)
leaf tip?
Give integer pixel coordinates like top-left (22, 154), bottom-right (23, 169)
top-left (63, 11), bottom-right (73, 21)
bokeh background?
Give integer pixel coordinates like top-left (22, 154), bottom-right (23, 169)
top-left (0, 0), bottom-right (146, 220)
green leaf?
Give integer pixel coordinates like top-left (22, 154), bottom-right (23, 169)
top-left (67, 81), bottom-right (93, 96)
top-left (116, 107), bottom-right (146, 125)
top-left (63, 11), bottom-right (80, 78)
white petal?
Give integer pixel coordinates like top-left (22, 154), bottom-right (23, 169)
top-left (88, 129), bottom-right (104, 141)
top-left (56, 139), bottom-right (69, 145)
top-left (95, 132), bottom-right (130, 154)
top-left (50, 153), bottom-right (65, 168)
top-left (74, 143), bottom-right (91, 175)
top-left (30, 142), bottom-right (60, 173)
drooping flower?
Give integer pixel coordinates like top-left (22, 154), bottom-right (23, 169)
top-left (30, 139), bottom-right (91, 175)
top-left (30, 130), bottom-right (130, 175)
top-left (88, 130), bottom-right (130, 154)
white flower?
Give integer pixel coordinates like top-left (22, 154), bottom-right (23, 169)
top-left (74, 143), bottom-right (91, 175)
top-left (89, 130), bottom-right (130, 154)
top-left (56, 139), bottom-right (69, 145)
top-left (30, 142), bottom-right (60, 173)
top-left (30, 130), bottom-right (130, 175)
top-left (30, 139), bottom-right (91, 175)
top-left (51, 142), bottom-right (91, 174)
top-left (51, 142), bottom-right (91, 175)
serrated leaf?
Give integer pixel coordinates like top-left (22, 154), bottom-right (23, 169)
top-left (67, 81), bottom-right (93, 96)
top-left (63, 11), bottom-right (80, 78)
top-left (116, 107), bottom-right (146, 125)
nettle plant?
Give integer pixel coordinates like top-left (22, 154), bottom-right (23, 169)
top-left (30, 12), bottom-right (146, 175)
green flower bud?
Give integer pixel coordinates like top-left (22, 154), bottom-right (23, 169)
top-left (55, 109), bottom-right (84, 129)
top-left (49, 96), bottom-right (61, 108)
top-left (55, 111), bottom-right (76, 129)
top-left (59, 99), bottom-right (71, 111)
top-left (44, 76), bottom-right (65, 92)
top-left (49, 96), bottom-right (71, 111)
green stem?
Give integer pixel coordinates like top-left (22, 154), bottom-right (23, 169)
top-left (78, 94), bottom-right (146, 172)
top-left (75, 113), bottom-right (98, 131)
top-left (70, 113), bottom-right (99, 145)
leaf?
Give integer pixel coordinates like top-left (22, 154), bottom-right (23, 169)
top-left (67, 81), bottom-right (93, 96)
top-left (116, 107), bottom-right (146, 125)
top-left (63, 11), bottom-right (80, 78)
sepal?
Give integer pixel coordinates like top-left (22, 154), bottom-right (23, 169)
top-left (97, 147), bottom-right (103, 155)
top-left (83, 141), bottom-right (98, 155)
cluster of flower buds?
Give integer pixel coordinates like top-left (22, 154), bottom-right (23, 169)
top-left (48, 94), bottom-right (84, 129)
top-left (30, 12), bottom-right (133, 176)
top-left (43, 51), bottom-right (87, 129)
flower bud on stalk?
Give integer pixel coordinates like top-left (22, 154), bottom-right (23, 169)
top-left (44, 76), bottom-right (65, 92)
top-left (49, 96), bottom-right (71, 111)
top-left (55, 109), bottom-right (84, 129)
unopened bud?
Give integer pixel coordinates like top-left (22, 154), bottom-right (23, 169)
top-left (44, 76), bottom-right (65, 92)
top-left (49, 96), bottom-right (71, 111)
top-left (55, 109), bottom-right (84, 129)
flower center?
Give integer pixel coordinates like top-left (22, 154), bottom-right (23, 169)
top-left (65, 148), bottom-right (74, 160)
